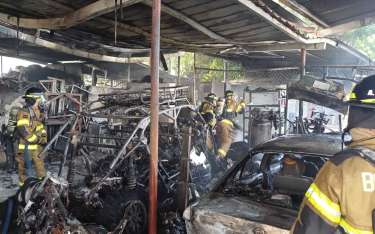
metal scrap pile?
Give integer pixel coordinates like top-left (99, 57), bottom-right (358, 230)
top-left (1, 85), bottom-right (213, 233)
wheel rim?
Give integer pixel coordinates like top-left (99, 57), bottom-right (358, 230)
top-left (121, 200), bottom-right (147, 234)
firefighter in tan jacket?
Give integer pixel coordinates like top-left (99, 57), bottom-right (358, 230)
top-left (292, 75), bottom-right (375, 234)
top-left (16, 87), bottom-right (47, 186)
top-left (199, 93), bottom-right (218, 128)
top-left (216, 90), bottom-right (246, 158)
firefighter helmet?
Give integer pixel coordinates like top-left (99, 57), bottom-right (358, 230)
top-left (205, 93), bottom-right (217, 104)
top-left (23, 87), bottom-right (45, 107)
top-left (347, 75), bottom-right (375, 130)
top-left (24, 87), bottom-right (44, 98)
top-left (225, 90), bottom-right (234, 98)
top-left (349, 75), bottom-right (375, 108)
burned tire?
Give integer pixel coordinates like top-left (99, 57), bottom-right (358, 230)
top-left (119, 199), bottom-right (147, 234)
top-left (87, 189), bottom-right (148, 234)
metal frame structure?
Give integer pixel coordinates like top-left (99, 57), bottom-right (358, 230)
top-left (85, 104), bottom-right (194, 194)
top-left (37, 85), bottom-right (194, 232)
top-left (82, 87), bottom-right (192, 232)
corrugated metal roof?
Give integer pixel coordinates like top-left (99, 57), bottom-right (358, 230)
top-left (0, 0), bottom-right (372, 65)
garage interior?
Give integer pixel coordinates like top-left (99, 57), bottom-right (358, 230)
top-left (0, 0), bottom-right (374, 233)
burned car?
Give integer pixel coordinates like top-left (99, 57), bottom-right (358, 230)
top-left (184, 134), bottom-right (343, 234)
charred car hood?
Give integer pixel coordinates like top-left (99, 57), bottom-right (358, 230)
top-left (185, 193), bottom-right (297, 234)
top-left (288, 76), bottom-right (348, 114)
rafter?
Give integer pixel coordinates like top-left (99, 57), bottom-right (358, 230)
top-left (271, 0), bottom-right (328, 28)
top-left (221, 42), bottom-right (326, 54)
top-left (0, 0), bottom-right (143, 30)
top-left (142, 0), bottom-right (227, 41)
top-left (236, 0), bottom-right (315, 43)
top-left (95, 18), bottom-right (233, 49)
top-left (244, 41), bottom-right (326, 52)
top-left (0, 25), bottom-right (148, 63)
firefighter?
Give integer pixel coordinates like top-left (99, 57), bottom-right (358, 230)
top-left (216, 90), bottom-right (246, 159)
top-left (292, 75), bottom-right (375, 234)
top-left (199, 93), bottom-right (218, 128)
top-left (199, 93), bottom-right (225, 173)
top-left (16, 87), bottom-right (47, 186)
top-left (2, 105), bottom-right (21, 171)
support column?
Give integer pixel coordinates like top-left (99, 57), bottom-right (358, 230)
top-left (299, 48), bottom-right (306, 132)
top-left (148, 0), bottom-right (160, 233)
top-left (177, 127), bottom-right (191, 214)
top-left (177, 54), bottom-right (181, 85)
top-left (91, 68), bottom-right (97, 86)
top-left (127, 56), bottom-right (131, 82)
top-left (193, 52), bottom-right (197, 105)
top-left (224, 60), bottom-right (228, 93)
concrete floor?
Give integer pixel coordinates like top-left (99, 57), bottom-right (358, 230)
top-left (0, 162), bottom-right (63, 202)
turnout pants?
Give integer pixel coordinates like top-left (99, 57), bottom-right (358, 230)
top-left (216, 119), bottom-right (234, 158)
top-left (15, 145), bottom-right (45, 184)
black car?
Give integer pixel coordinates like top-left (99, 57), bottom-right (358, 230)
top-left (184, 134), bottom-right (343, 234)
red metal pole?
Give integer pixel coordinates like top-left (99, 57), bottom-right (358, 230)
top-left (148, 0), bottom-right (161, 233)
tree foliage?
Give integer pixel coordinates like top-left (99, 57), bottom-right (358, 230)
top-left (341, 24), bottom-right (375, 59)
top-left (165, 52), bottom-right (244, 81)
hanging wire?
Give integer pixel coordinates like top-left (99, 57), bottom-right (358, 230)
top-left (114, 0), bottom-right (118, 45)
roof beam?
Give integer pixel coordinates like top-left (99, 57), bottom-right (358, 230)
top-left (236, 0), bottom-right (314, 43)
top-left (142, 0), bottom-right (227, 41)
top-left (317, 15), bottom-right (375, 37)
top-left (0, 0), bottom-right (143, 30)
top-left (244, 41), bottom-right (326, 52)
top-left (271, 0), bottom-right (329, 28)
top-left (0, 25), bottom-right (147, 63)
top-left (95, 18), bottom-right (233, 49)
top-left (220, 42), bottom-right (326, 54)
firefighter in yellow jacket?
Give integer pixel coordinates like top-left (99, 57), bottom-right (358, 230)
top-left (199, 93), bottom-right (218, 128)
top-left (216, 90), bottom-right (246, 158)
top-left (16, 87), bottom-right (47, 186)
top-left (292, 75), bottom-right (375, 234)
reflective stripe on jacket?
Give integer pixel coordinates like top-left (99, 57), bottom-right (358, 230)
top-left (16, 108), bottom-right (45, 147)
top-left (292, 148), bottom-right (375, 234)
top-left (19, 144), bottom-right (39, 150)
